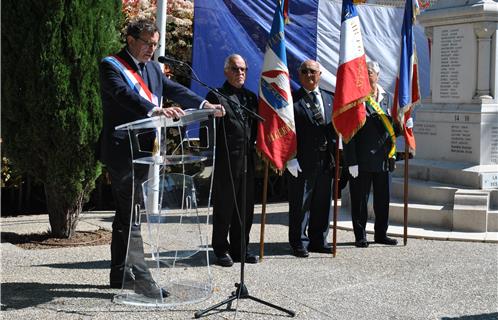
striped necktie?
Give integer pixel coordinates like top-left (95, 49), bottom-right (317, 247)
top-left (309, 91), bottom-right (325, 125)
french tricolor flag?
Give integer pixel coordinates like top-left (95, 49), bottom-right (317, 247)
top-left (256, 0), bottom-right (296, 172)
top-left (332, 0), bottom-right (370, 143)
top-left (393, 0), bottom-right (421, 155)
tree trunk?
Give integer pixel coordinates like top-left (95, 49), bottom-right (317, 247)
top-left (44, 183), bottom-right (84, 239)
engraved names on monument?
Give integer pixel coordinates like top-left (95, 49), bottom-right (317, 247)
top-left (414, 110), bottom-right (479, 163)
top-left (489, 125), bottom-right (498, 164)
top-left (432, 24), bottom-right (476, 103)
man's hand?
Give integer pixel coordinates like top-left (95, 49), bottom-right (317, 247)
top-left (152, 107), bottom-right (185, 119)
top-left (203, 102), bottom-right (226, 117)
top-left (349, 165), bottom-right (359, 178)
top-left (286, 159), bottom-right (302, 178)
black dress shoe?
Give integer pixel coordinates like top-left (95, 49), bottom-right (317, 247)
top-left (292, 247), bottom-right (309, 258)
top-left (215, 253), bottom-right (234, 267)
top-left (308, 245), bottom-right (333, 254)
top-left (374, 236), bottom-right (398, 245)
top-left (232, 253), bottom-right (258, 264)
top-left (134, 279), bottom-right (170, 299)
top-left (355, 239), bottom-right (369, 248)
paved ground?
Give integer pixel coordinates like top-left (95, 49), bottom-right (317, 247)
top-left (1, 203), bottom-right (497, 319)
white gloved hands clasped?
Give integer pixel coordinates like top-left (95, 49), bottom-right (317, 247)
top-left (286, 159), bottom-right (302, 178)
top-left (405, 117), bottom-right (414, 129)
top-left (349, 165), bottom-right (359, 178)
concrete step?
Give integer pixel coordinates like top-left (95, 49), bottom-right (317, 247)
top-left (388, 200), bottom-right (453, 229)
top-left (391, 176), bottom-right (461, 206)
top-left (392, 158), bottom-right (481, 188)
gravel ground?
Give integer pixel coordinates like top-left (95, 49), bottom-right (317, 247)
top-left (1, 205), bottom-right (497, 320)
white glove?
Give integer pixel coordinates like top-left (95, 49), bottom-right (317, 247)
top-left (405, 117), bottom-right (414, 129)
top-left (286, 159), bottom-right (302, 178)
top-left (349, 165), bottom-right (359, 178)
top-left (198, 166), bottom-right (212, 179)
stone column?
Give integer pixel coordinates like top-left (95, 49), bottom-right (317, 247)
top-left (474, 22), bottom-right (495, 101)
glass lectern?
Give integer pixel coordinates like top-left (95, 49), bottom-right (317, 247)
top-left (112, 109), bottom-right (216, 307)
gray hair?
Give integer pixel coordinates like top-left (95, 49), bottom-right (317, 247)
top-left (223, 54), bottom-right (247, 70)
top-left (367, 60), bottom-right (380, 74)
top-left (298, 60), bottom-right (321, 72)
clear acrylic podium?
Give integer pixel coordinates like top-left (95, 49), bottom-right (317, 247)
top-left (112, 109), bottom-right (216, 307)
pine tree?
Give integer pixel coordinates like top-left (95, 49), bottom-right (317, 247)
top-left (1, 0), bottom-right (122, 237)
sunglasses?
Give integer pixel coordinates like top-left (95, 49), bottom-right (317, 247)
top-left (300, 68), bottom-right (319, 75)
top-left (230, 66), bottom-right (247, 72)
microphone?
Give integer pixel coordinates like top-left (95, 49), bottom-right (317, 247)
top-left (158, 55), bottom-right (185, 66)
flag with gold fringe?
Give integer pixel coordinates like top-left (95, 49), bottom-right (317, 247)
top-left (332, 0), bottom-right (370, 143)
top-left (256, 0), bottom-right (295, 172)
top-left (392, 0), bottom-right (421, 154)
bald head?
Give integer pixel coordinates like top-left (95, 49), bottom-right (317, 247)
top-left (298, 60), bottom-right (322, 91)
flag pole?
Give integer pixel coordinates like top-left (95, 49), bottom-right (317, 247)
top-left (259, 161), bottom-right (269, 260)
top-left (332, 141), bottom-right (341, 257)
top-left (403, 142), bottom-right (409, 246)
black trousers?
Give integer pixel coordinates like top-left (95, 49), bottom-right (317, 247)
top-left (211, 155), bottom-right (255, 258)
top-left (107, 164), bottom-right (152, 284)
top-left (349, 170), bottom-right (390, 242)
top-left (288, 153), bottom-right (333, 250)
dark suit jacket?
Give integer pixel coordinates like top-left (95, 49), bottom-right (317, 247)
top-left (98, 49), bottom-right (204, 169)
top-left (206, 81), bottom-right (258, 180)
top-left (343, 91), bottom-right (398, 172)
top-left (293, 87), bottom-right (337, 175)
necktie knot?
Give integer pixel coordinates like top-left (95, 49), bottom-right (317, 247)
top-left (311, 91), bottom-right (319, 105)
top-left (138, 62), bottom-right (146, 75)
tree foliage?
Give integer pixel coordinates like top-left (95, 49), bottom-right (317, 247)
top-left (122, 0), bottom-right (194, 63)
top-left (1, 0), bottom-right (122, 237)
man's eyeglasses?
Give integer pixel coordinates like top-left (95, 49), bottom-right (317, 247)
top-left (136, 37), bottom-right (161, 49)
top-left (300, 68), bottom-right (319, 75)
top-left (230, 66), bottom-right (247, 72)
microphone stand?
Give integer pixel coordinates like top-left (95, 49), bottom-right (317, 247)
top-left (162, 58), bottom-right (294, 318)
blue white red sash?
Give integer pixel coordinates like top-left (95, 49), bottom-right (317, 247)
top-left (103, 55), bottom-right (159, 107)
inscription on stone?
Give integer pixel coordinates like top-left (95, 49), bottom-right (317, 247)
top-left (413, 123), bottom-right (437, 136)
top-left (433, 24), bottom-right (475, 103)
top-left (482, 173), bottom-right (498, 189)
top-left (450, 114), bottom-right (472, 155)
top-left (439, 28), bottom-right (463, 100)
top-left (491, 125), bottom-right (498, 164)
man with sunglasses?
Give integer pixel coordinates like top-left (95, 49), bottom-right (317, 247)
top-left (287, 60), bottom-right (338, 258)
top-left (205, 54), bottom-right (259, 267)
top-left (98, 18), bottom-right (224, 298)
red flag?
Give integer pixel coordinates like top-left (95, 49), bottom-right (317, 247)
top-left (392, 0), bottom-right (421, 154)
top-left (332, 0), bottom-right (370, 143)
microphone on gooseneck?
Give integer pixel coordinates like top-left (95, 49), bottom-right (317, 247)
top-left (158, 55), bottom-right (185, 66)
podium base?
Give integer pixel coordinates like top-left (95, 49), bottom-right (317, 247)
top-left (113, 280), bottom-right (212, 307)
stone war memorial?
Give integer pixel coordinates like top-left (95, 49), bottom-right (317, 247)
top-left (392, 0), bottom-right (498, 233)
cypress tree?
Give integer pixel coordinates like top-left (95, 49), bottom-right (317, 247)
top-left (1, 0), bottom-right (122, 237)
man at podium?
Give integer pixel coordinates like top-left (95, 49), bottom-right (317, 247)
top-left (98, 18), bottom-right (224, 298)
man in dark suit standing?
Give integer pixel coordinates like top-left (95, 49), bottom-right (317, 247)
top-left (98, 18), bottom-right (224, 297)
top-left (287, 60), bottom-right (337, 258)
top-left (343, 60), bottom-right (399, 248)
top-left (205, 54), bottom-right (258, 267)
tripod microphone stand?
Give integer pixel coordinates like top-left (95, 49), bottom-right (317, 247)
top-left (157, 56), bottom-right (295, 318)
top-left (194, 106), bottom-right (294, 319)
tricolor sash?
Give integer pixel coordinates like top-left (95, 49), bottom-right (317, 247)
top-left (103, 55), bottom-right (159, 107)
top-left (366, 95), bottom-right (396, 159)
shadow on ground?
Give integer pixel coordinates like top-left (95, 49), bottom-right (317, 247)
top-left (0, 282), bottom-right (113, 310)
